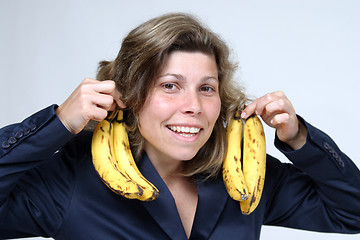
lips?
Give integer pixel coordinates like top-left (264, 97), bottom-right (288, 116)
top-left (167, 125), bottom-right (201, 137)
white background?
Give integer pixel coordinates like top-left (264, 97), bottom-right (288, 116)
top-left (0, 0), bottom-right (359, 239)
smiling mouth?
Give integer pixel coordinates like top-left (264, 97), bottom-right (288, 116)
top-left (167, 125), bottom-right (201, 137)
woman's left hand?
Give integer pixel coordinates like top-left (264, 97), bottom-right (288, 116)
top-left (241, 91), bottom-right (307, 150)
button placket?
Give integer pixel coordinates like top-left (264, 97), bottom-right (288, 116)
top-left (323, 142), bottom-right (344, 168)
top-left (1, 124), bottom-right (37, 149)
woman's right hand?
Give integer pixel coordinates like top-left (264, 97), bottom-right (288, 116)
top-left (55, 78), bottom-right (125, 134)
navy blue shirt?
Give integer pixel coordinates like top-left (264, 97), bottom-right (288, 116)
top-left (0, 105), bottom-right (359, 239)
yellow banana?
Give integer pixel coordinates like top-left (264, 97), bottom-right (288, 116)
top-left (240, 115), bottom-right (266, 215)
top-left (112, 110), bottom-right (159, 201)
top-left (222, 112), bottom-right (249, 201)
top-left (91, 112), bottom-right (143, 199)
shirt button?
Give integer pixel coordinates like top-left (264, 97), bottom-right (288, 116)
top-left (24, 128), bottom-right (31, 136)
top-left (15, 131), bottom-right (24, 139)
top-left (323, 142), bottom-right (344, 168)
top-left (338, 160), bottom-right (345, 168)
top-left (2, 140), bottom-right (10, 149)
top-left (335, 156), bottom-right (345, 168)
top-left (323, 142), bottom-right (331, 150)
top-left (30, 124), bottom-right (37, 132)
top-left (8, 136), bottom-right (17, 145)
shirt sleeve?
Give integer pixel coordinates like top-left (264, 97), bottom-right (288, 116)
top-left (0, 105), bottom-right (77, 238)
top-left (263, 116), bottom-right (360, 233)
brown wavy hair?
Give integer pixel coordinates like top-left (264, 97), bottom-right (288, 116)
top-left (96, 13), bottom-right (248, 179)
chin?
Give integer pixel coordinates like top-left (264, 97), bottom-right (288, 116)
top-left (172, 149), bottom-right (199, 161)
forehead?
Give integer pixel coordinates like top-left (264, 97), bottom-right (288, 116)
top-left (159, 51), bottom-right (218, 77)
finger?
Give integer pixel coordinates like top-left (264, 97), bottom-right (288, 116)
top-left (87, 106), bottom-right (109, 122)
top-left (272, 90), bottom-right (286, 98)
top-left (270, 112), bottom-right (291, 126)
top-left (242, 92), bottom-right (280, 119)
top-left (91, 93), bottom-right (115, 111)
top-left (111, 88), bottom-right (126, 109)
top-left (82, 79), bottom-right (122, 110)
top-left (271, 112), bottom-right (301, 144)
top-left (257, 92), bottom-right (287, 116)
top-left (108, 101), bottom-right (118, 112)
top-left (241, 101), bottom-right (257, 119)
top-left (81, 77), bottom-right (99, 85)
top-left (91, 80), bottom-right (116, 94)
top-left (77, 79), bottom-right (115, 97)
top-left (264, 97), bottom-right (294, 117)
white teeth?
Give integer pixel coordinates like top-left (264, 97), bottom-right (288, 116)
top-left (190, 127), bottom-right (199, 133)
top-left (179, 133), bottom-right (193, 137)
top-left (168, 126), bottom-right (201, 134)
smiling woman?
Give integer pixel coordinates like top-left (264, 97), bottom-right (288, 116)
top-left (0, 11), bottom-right (360, 240)
top-left (96, 14), bottom-right (247, 179)
top-left (138, 52), bottom-right (221, 172)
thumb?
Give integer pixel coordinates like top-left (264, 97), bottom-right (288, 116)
top-left (112, 89), bottom-right (126, 109)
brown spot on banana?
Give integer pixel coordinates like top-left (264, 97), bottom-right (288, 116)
top-left (122, 141), bottom-right (131, 151)
top-left (257, 177), bottom-right (261, 190)
top-left (249, 190), bottom-right (257, 206)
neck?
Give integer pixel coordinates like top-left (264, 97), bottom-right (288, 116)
top-left (145, 151), bottom-right (186, 185)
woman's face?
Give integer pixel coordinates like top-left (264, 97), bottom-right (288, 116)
top-left (138, 51), bottom-right (221, 164)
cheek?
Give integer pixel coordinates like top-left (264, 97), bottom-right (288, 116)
top-left (153, 97), bottom-right (176, 113)
top-left (207, 98), bottom-right (221, 125)
top-left (138, 95), bottom-right (174, 129)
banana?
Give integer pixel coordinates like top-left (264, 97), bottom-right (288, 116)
top-left (112, 110), bottom-right (159, 201)
top-left (222, 112), bottom-right (266, 215)
top-left (91, 111), bottom-right (144, 199)
top-left (222, 112), bottom-right (249, 201)
top-left (240, 115), bottom-right (266, 215)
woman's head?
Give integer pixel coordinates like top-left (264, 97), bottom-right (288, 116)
top-left (97, 13), bottom-right (247, 178)
top-left (137, 51), bottom-right (222, 174)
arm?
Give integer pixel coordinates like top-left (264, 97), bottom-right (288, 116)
top-left (0, 78), bottom-right (120, 205)
top-left (0, 78), bottom-right (123, 238)
top-left (0, 105), bottom-right (75, 203)
top-left (243, 91), bottom-right (360, 233)
top-left (264, 118), bottom-right (360, 232)
top-left (0, 105), bottom-right (76, 237)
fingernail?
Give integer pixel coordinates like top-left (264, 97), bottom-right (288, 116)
top-left (241, 112), bottom-right (247, 119)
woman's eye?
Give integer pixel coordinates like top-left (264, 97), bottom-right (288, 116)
top-left (162, 83), bottom-right (177, 91)
top-left (200, 86), bottom-right (215, 93)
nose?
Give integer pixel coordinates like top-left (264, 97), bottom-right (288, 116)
top-left (182, 90), bottom-right (202, 115)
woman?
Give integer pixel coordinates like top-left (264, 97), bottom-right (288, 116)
top-left (0, 13), bottom-right (359, 240)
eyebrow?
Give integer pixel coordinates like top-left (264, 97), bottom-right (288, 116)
top-left (160, 73), bottom-right (185, 81)
top-left (159, 73), bottom-right (219, 82)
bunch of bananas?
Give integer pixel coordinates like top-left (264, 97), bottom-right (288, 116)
top-left (91, 109), bottom-right (159, 201)
top-left (222, 112), bottom-right (266, 215)
top-left (91, 109), bottom-right (266, 212)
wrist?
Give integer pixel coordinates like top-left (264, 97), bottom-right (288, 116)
top-left (55, 105), bottom-right (78, 134)
top-left (284, 120), bottom-right (308, 150)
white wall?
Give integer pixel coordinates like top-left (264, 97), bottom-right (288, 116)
top-left (0, 0), bottom-right (359, 239)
